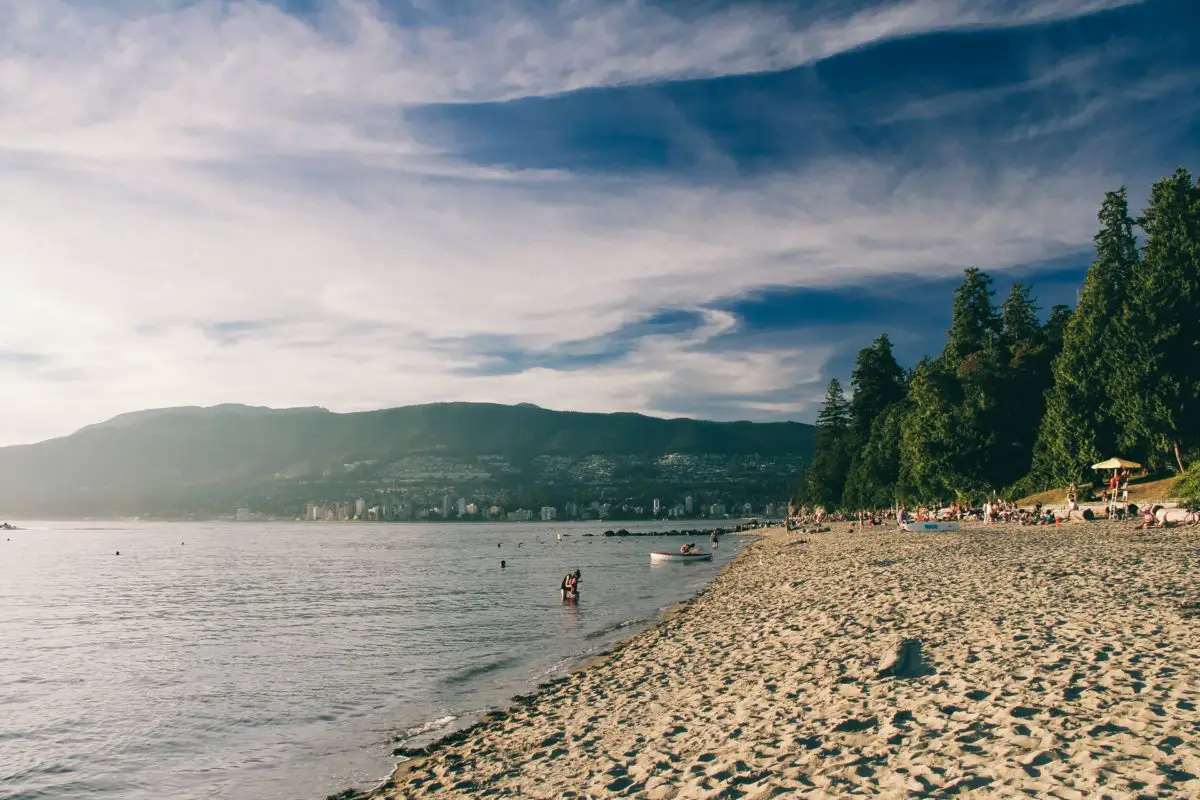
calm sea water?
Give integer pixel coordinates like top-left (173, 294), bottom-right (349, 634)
top-left (0, 521), bottom-right (746, 800)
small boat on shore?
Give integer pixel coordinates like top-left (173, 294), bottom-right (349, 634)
top-left (901, 521), bottom-right (960, 532)
top-left (650, 550), bottom-right (713, 563)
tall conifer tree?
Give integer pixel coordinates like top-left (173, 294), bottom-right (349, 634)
top-left (1122, 168), bottom-right (1200, 471)
top-left (800, 379), bottom-right (852, 508)
top-left (1032, 188), bottom-right (1140, 484)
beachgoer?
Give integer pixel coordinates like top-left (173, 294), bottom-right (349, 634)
top-left (1066, 483), bottom-right (1079, 521)
top-left (1140, 505), bottom-right (1158, 529)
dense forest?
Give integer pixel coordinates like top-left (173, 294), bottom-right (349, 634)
top-left (796, 168), bottom-right (1200, 510)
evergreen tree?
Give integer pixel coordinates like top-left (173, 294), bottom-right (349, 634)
top-left (1000, 283), bottom-right (1040, 349)
top-left (944, 267), bottom-right (1000, 365)
top-left (898, 358), bottom-right (965, 501)
top-left (994, 284), bottom-right (1057, 490)
top-left (952, 346), bottom-right (1007, 490)
top-left (800, 378), bottom-right (852, 508)
top-left (1031, 188), bottom-right (1141, 485)
top-left (843, 402), bottom-right (905, 508)
top-left (1123, 168), bottom-right (1200, 471)
top-left (1042, 305), bottom-right (1073, 352)
top-left (848, 334), bottom-right (906, 442)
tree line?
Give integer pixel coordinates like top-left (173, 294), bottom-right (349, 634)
top-left (796, 167), bottom-right (1200, 510)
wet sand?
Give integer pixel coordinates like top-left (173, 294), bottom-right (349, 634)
top-left (371, 521), bottom-right (1200, 798)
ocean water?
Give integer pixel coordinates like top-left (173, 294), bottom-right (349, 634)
top-left (0, 521), bottom-right (746, 800)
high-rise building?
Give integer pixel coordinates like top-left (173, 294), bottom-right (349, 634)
top-left (442, 495), bottom-right (452, 518)
top-left (355, 497), bottom-right (365, 518)
top-left (456, 497), bottom-right (468, 516)
top-left (652, 498), bottom-right (661, 515)
top-left (685, 495), bottom-right (694, 515)
top-left (540, 506), bottom-right (557, 521)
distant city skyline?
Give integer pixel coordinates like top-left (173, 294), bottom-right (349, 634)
top-left (3, 0), bottom-right (1197, 446)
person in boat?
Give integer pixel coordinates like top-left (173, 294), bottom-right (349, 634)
top-left (680, 543), bottom-right (701, 555)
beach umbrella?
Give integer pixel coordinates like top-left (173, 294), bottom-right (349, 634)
top-left (1091, 457), bottom-right (1142, 470)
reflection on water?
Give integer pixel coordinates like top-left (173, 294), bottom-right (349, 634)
top-left (0, 521), bottom-right (745, 800)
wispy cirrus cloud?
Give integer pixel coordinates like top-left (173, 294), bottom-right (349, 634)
top-left (0, 0), bottom-right (1193, 446)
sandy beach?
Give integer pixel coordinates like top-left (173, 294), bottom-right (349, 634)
top-left (372, 521), bottom-right (1200, 799)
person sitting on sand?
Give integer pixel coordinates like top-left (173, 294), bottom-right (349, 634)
top-left (1065, 484), bottom-right (1079, 521)
top-left (1140, 506), bottom-right (1163, 530)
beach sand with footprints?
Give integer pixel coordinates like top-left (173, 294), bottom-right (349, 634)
top-left (371, 522), bottom-right (1200, 799)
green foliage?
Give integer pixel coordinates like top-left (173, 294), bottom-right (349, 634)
top-left (848, 334), bottom-right (906, 442)
top-left (1000, 283), bottom-right (1040, 348)
top-left (828, 169), bottom-right (1198, 507)
top-left (840, 335), bottom-right (908, 508)
top-left (1173, 465), bottom-right (1200, 501)
top-left (944, 267), bottom-right (1000, 364)
top-left (842, 403), bottom-right (905, 508)
top-left (1031, 188), bottom-right (1142, 486)
top-left (798, 379), bottom-right (853, 508)
top-left (1120, 168), bottom-right (1200, 472)
top-left (898, 358), bottom-right (965, 501)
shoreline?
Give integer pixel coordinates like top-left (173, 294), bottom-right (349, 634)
top-left (366, 520), bottom-right (1200, 798)
top-left (357, 529), bottom-right (778, 799)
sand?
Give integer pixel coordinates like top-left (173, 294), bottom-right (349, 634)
top-left (371, 521), bottom-right (1200, 799)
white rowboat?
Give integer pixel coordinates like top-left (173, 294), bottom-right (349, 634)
top-left (900, 521), bottom-right (960, 532)
top-left (650, 551), bottom-right (713, 563)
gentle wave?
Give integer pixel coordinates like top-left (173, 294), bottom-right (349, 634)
top-left (584, 615), bottom-right (653, 640)
top-left (0, 520), bottom-right (744, 800)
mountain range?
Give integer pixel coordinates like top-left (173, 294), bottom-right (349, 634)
top-left (0, 403), bottom-right (815, 518)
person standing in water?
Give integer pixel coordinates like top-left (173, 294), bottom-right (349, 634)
top-left (560, 569), bottom-right (581, 600)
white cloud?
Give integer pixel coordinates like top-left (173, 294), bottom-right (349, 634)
top-left (0, 0), bottom-right (1154, 444)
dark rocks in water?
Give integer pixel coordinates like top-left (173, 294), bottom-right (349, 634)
top-left (600, 526), bottom-right (742, 538)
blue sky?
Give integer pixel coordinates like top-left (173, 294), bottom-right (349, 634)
top-left (0, 0), bottom-right (1197, 444)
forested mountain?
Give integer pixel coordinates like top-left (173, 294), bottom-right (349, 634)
top-left (797, 167), bottom-right (1200, 509)
top-left (0, 403), bottom-right (815, 517)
